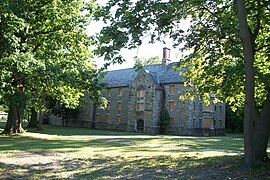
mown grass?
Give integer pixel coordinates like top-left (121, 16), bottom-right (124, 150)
top-left (0, 123), bottom-right (269, 179)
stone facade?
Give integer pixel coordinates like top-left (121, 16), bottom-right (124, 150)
top-left (49, 65), bottom-right (226, 136)
top-left (49, 48), bottom-right (226, 135)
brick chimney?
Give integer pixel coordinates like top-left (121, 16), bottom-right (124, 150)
top-left (162, 47), bottom-right (171, 68)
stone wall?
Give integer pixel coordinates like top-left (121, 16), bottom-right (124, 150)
top-left (163, 83), bottom-right (192, 135)
top-left (127, 70), bottom-right (162, 134)
top-left (95, 87), bottom-right (129, 131)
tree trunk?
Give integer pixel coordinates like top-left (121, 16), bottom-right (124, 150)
top-left (236, 0), bottom-right (256, 167)
top-left (37, 111), bottom-right (43, 131)
top-left (2, 99), bottom-right (25, 134)
top-left (2, 102), bottom-right (17, 134)
top-left (16, 106), bottom-right (25, 133)
top-left (28, 108), bottom-right (38, 128)
top-left (254, 89), bottom-right (270, 161)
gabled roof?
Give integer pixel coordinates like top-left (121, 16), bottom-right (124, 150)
top-left (102, 62), bottom-right (185, 88)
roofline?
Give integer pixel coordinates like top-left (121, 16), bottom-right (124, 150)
top-left (160, 82), bottom-right (184, 85)
top-left (104, 62), bottom-right (178, 73)
top-left (106, 86), bottom-right (129, 88)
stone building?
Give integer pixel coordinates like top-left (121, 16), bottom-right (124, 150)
top-left (49, 48), bottom-right (226, 135)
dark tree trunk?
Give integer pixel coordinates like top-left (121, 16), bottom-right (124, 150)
top-left (236, 0), bottom-right (256, 167)
top-left (2, 100), bottom-right (25, 134)
top-left (16, 106), bottom-right (24, 133)
top-left (254, 89), bottom-right (270, 161)
top-left (37, 111), bottom-right (44, 131)
top-left (92, 103), bottom-right (96, 129)
top-left (28, 108), bottom-right (38, 128)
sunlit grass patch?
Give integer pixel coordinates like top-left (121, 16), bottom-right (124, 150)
top-left (0, 124), bottom-right (269, 179)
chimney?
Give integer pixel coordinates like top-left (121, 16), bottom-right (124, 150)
top-left (162, 47), bottom-right (171, 68)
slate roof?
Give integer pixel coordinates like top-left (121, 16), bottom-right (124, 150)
top-left (102, 62), bottom-right (185, 88)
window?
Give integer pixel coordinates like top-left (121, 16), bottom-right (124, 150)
top-left (169, 100), bottom-right (174, 110)
top-left (118, 88), bottom-right (122, 96)
top-left (108, 89), bottom-right (111, 96)
top-left (117, 115), bottom-right (121, 123)
top-left (193, 102), bottom-right (196, 110)
top-left (106, 114), bottom-right (110, 122)
top-left (203, 117), bottom-right (213, 128)
top-left (169, 85), bottom-right (175, 94)
top-left (84, 113), bottom-right (88, 121)
top-left (219, 106), bottom-right (222, 113)
top-left (95, 114), bottom-right (99, 121)
top-left (193, 117), bottom-right (196, 127)
top-left (117, 101), bottom-right (122, 110)
top-left (137, 89), bottom-right (145, 111)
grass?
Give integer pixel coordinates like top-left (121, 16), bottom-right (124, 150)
top-left (0, 123), bottom-right (269, 179)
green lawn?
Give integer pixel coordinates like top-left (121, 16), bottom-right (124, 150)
top-left (0, 123), bottom-right (269, 179)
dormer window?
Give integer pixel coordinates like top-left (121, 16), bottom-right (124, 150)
top-left (137, 89), bottom-right (145, 111)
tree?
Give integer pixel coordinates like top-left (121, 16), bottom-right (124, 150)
top-left (0, 0), bottom-right (104, 134)
top-left (161, 108), bottom-right (170, 134)
top-left (133, 56), bottom-right (161, 71)
top-left (93, 0), bottom-right (270, 167)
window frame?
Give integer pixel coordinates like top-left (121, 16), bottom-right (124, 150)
top-left (169, 100), bottom-right (175, 110)
top-left (169, 85), bottom-right (175, 95)
top-left (136, 89), bottom-right (145, 111)
top-left (118, 88), bottom-right (123, 96)
top-left (108, 89), bottom-right (111, 96)
top-left (117, 101), bottom-right (122, 110)
top-left (117, 115), bottom-right (121, 124)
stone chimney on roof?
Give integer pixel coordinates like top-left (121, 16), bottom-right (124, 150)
top-left (162, 47), bottom-right (171, 68)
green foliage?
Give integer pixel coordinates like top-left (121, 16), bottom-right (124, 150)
top-left (226, 107), bottom-right (244, 133)
top-left (161, 108), bottom-right (170, 133)
top-left (93, 0), bottom-right (269, 110)
top-left (133, 56), bottom-right (161, 71)
top-left (51, 104), bottom-right (80, 127)
top-left (0, 105), bottom-right (7, 112)
top-left (0, 0), bottom-right (105, 113)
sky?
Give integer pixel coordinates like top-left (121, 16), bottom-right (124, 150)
top-left (88, 21), bottom-right (180, 71)
top-left (88, 1), bottom-right (189, 71)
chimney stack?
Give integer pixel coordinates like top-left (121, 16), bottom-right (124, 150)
top-left (162, 47), bottom-right (171, 68)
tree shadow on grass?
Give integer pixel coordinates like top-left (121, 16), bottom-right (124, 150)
top-left (0, 135), bottom-right (128, 154)
top-left (26, 124), bottom-right (146, 137)
top-left (1, 155), bottom-right (269, 179)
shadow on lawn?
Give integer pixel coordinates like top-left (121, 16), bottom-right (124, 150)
top-left (0, 135), bottom-right (128, 153)
top-left (27, 124), bottom-right (145, 136)
top-left (1, 155), bottom-right (269, 179)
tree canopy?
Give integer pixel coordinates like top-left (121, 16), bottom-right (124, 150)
top-left (133, 56), bottom-right (161, 71)
top-left (0, 0), bottom-right (104, 134)
top-left (93, 0), bottom-right (270, 167)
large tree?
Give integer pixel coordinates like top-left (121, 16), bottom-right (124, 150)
top-left (93, 0), bottom-right (270, 167)
top-left (0, 0), bottom-right (104, 134)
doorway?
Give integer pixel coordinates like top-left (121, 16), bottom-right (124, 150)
top-left (137, 119), bottom-right (144, 132)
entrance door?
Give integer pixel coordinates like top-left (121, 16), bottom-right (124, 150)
top-left (137, 119), bottom-right (144, 132)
